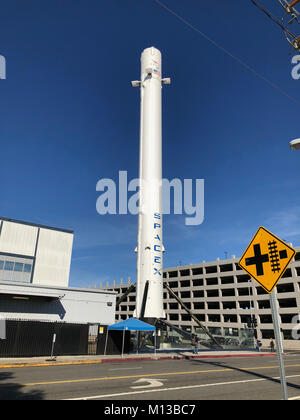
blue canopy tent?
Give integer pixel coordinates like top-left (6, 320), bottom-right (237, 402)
top-left (104, 318), bottom-right (156, 357)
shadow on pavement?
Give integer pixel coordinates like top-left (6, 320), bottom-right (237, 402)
top-left (0, 372), bottom-right (44, 400)
top-left (189, 358), bottom-right (300, 391)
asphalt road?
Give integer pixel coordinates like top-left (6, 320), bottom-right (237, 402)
top-left (1, 354), bottom-right (300, 401)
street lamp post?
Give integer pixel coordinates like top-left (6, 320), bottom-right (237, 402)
top-left (290, 138), bottom-right (300, 150)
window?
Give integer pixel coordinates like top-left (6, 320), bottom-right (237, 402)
top-left (192, 267), bottom-right (203, 275)
top-left (220, 264), bottom-right (233, 272)
top-left (207, 302), bottom-right (220, 310)
top-left (24, 264), bottom-right (32, 273)
top-left (281, 314), bottom-right (297, 323)
top-left (224, 315), bottom-right (237, 323)
top-left (261, 330), bottom-right (274, 339)
top-left (181, 291), bottom-right (191, 299)
top-left (193, 290), bottom-right (204, 298)
top-left (282, 269), bottom-right (292, 278)
top-left (14, 263), bottom-right (23, 272)
top-left (223, 301), bottom-right (236, 310)
top-left (238, 288), bottom-right (252, 296)
top-left (194, 302), bottom-right (205, 310)
top-left (256, 287), bottom-right (268, 295)
top-left (206, 266), bottom-right (217, 274)
top-left (258, 300), bottom-right (270, 309)
top-left (279, 298), bottom-right (297, 308)
top-left (4, 261), bottom-right (14, 271)
top-left (221, 276), bottom-right (234, 285)
top-left (180, 269), bottom-right (190, 277)
top-left (207, 289), bottom-right (219, 298)
top-left (260, 315), bottom-right (272, 324)
top-left (277, 283), bottom-right (294, 293)
top-left (241, 315), bottom-right (251, 324)
top-left (239, 301), bottom-right (252, 309)
top-left (206, 278), bottom-right (218, 286)
top-left (169, 271), bottom-right (178, 278)
top-left (0, 260), bottom-right (4, 270)
top-left (192, 279), bottom-right (203, 287)
top-left (221, 288), bottom-right (235, 297)
top-left (237, 274), bottom-right (251, 283)
top-left (208, 314), bottom-right (221, 322)
top-left (180, 280), bottom-right (190, 288)
top-left (282, 330), bottom-right (293, 340)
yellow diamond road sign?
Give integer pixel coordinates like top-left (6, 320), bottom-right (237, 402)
top-left (239, 227), bottom-right (296, 294)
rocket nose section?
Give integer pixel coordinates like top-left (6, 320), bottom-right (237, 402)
top-left (142, 46), bottom-right (161, 55)
top-left (141, 47), bottom-right (162, 80)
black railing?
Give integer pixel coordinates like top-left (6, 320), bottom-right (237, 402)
top-left (0, 319), bottom-right (90, 357)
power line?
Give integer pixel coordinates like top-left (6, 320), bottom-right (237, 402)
top-left (154, 0), bottom-right (300, 107)
top-left (251, 0), bottom-right (300, 40)
top-left (250, 0), bottom-right (292, 34)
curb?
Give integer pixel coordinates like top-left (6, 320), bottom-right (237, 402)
top-left (0, 352), bottom-right (277, 369)
top-left (0, 359), bottom-right (104, 369)
top-left (185, 353), bottom-right (278, 360)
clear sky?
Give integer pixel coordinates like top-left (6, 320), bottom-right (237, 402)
top-left (1, 0), bottom-right (300, 288)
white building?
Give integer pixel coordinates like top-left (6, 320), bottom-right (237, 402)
top-left (0, 217), bottom-right (73, 287)
top-left (0, 217), bottom-right (116, 326)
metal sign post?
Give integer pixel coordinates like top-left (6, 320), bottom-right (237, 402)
top-left (239, 226), bottom-right (296, 401)
top-left (269, 290), bottom-right (288, 400)
top-left (48, 333), bottom-right (56, 361)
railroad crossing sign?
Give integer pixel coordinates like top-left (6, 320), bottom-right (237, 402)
top-left (239, 226), bottom-right (296, 293)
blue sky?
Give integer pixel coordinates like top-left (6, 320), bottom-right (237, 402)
top-left (0, 0), bottom-right (300, 288)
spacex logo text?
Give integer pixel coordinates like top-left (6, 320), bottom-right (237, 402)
top-left (153, 213), bottom-right (162, 276)
top-left (96, 171), bottom-right (204, 226)
top-left (0, 55), bottom-right (6, 79)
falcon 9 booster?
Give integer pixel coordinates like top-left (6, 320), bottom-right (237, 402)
top-left (132, 47), bottom-right (170, 321)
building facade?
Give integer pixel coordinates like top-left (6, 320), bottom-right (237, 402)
top-left (0, 217), bottom-right (74, 287)
top-left (101, 247), bottom-right (300, 349)
top-left (0, 217), bottom-right (116, 326)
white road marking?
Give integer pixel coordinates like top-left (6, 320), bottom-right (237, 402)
top-left (131, 378), bottom-right (166, 389)
top-left (109, 367), bottom-right (143, 371)
top-left (65, 374), bottom-right (300, 400)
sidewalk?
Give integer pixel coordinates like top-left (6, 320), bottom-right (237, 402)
top-left (0, 350), bottom-right (277, 369)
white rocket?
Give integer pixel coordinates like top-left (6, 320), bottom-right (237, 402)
top-left (132, 47), bottom-right (170, 320)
